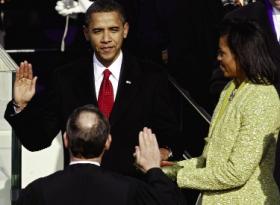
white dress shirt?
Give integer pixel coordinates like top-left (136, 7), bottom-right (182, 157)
top-left (272, 7), bottom-right (280, 43)
top-left (93, 52), bottom-right (122, 100)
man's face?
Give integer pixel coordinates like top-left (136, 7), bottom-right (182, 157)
top-left (269, 0), bottom-right (280, 10)
top-left (84, 11), bottom-right (129, 67)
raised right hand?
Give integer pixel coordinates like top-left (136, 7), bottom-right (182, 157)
top-left (135, 127), bottom-right (161, 173)
top-left (13, 61), bottom-right (37, 110)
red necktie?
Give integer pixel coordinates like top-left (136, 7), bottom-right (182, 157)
top-left (98, 69), bottom-right (114, 118)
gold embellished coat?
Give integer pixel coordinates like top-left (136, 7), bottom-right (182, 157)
top-left (165, 81), bottom-right (280, 204)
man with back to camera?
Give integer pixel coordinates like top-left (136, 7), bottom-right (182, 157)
top-left (5, 0), bottom-right (181, 177)
top-left (16, 104), bottom-right (185, 205)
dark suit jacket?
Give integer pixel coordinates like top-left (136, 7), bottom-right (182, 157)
top-left (16, 164), bottom-right (185, 205)
top-left (5, 51), bottom-right (180, 176)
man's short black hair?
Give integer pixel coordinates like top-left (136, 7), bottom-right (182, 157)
top-left (84, 0), bottom-right (127, 26)
top-left (66, 104), bottom-right (110, 158)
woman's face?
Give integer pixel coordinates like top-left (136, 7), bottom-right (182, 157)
top-left (217, 36), bottom-right (242, 79)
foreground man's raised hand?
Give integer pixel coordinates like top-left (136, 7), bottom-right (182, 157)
top-left (135, 127), bottom-right (161, 173)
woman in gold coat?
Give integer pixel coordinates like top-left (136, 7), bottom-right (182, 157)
top-left (161, 20), bottom-right (280, 204)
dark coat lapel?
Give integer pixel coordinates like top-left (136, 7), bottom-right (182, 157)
top-left (109, 53), bottom-right (142, 127)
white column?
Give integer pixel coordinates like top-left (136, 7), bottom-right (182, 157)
top-left (0, 72), bottom-right (12, 205)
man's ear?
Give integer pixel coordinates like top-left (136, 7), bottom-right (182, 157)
top-left (63, 132), bottom-right (69, 148)
top-left (83, 25), bottom-right (90, 41)
top-left (104, 134), bottom-right (112, 150)
top-left (123, 22), bottom-right (129, 39)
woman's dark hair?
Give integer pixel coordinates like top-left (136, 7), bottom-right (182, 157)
top-left (84, 0), bottom-right (126, 27)
top-left (219, 19), bottom-right (278, 85)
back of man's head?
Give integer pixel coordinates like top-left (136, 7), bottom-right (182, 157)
top-left (84, 0), bottom-right (127, 26)
top-left (66, 104), bottom-right (110, 159)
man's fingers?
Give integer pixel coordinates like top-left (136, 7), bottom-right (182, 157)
top-left (151, 133), bottom-right (159, 150)
top-left (135, 146), bottom-right (140, 160)
top-left (15, 60), bottom-right (36, 87)
top-left (18, 62), bottom-right (24, 79)
top-left (139, 127), bottom-right (158, 153)
top-left (143, 128), bottom-right (158, 149)
top-left (142, 128), bottom-right (149, 147)
top-left (22, 61), bottom-right (28, 78)
top-left (138, 131), bottom-right (144, 151)
top-left (144, 128), bottom-right (160, 159)
top-left (147, 129), bottom-right (155, 147)
top-left (27, 63), bottom-right (33, 79)
top-left (15, 67), bottom-right (20, 82)
top-left (18, 61), bottom-right (31, 79)
top-left (135, 146), bottom-right (144, 169)
top-left (31, 76), bottom-right (38, 91)
top-left (137, 127), bottom-right (161, 171)
top-left (144, 128), bottom-right (159, 150)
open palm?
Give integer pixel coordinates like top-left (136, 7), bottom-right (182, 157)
top-left (13, 61), bottom-right (37, 109)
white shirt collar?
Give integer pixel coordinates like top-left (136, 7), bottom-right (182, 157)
top-left (272, 7), bottom-right (280, 15)
top-left (272, 7), bottom-right (280, 42)
top-left (273, 7), bottom-right (280, 15)
top-left (93, 51), bottom-right (123, 82)
top-left (69, 160), bottom-right (100, 166)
